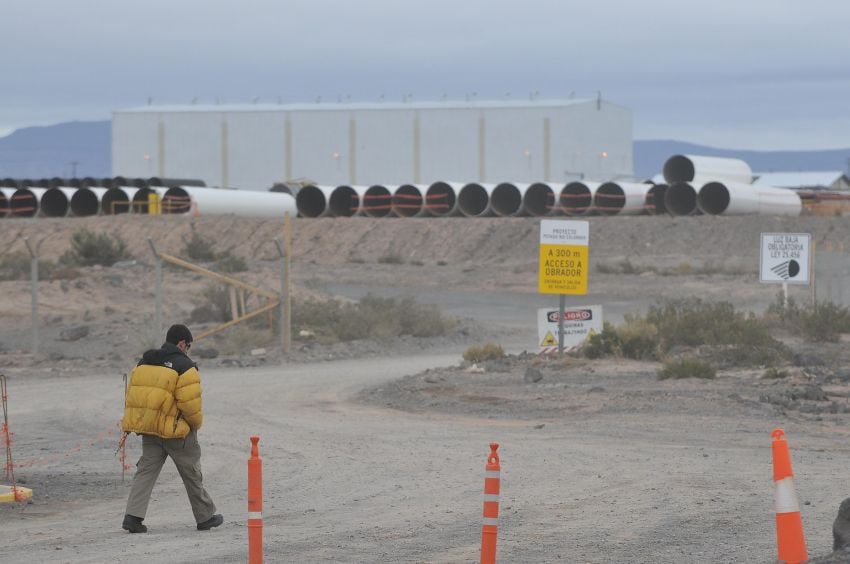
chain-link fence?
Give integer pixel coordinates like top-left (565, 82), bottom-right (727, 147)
top-left (814, 242), bottom-right (849, 308)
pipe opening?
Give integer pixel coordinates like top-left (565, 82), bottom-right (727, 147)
top-left (131, 187), bottom-right (155, 214)
top-left (362, 185), bottom-right (392, 217)
top-left (295, 185), bottom-right (328, 218)
top-left (329, 186), bottom-right (359, 217)
top-left (665, 182), bottom-right (698, 216)
top-left (0, 192), bottom-right (8, 217)
top-left (491, 183), bottom-right (522, 216)
top-left (131, 178), bottom-right (148, 189)
top-left (663, 155), bottom-right (695, 183)
top-left (560, 182), bottom-right (592, 215)
top-left (425, 182), bottom-right (456, 216)
top-left (102, 188), bottom-right (132, 215)
top-left (40, 188), bottom-right (70, 217)
top-left (70, 188), bottom-right (100, 216)
top-left (524, 183), bottom-right (555, 216)
top-left (594, 183), bottom-right (626, 216)
top-left (392, 185), bottom-right (423, 217)
top-left (162, 187), bottom-right (191, 214)
top-left (458, 183), bottom-right (489, 217)
top-left (697, 182), bottom-right (730, 215)
top-left (647, 184), bottom-right (668, 215)
top-left (11, 189), bottom-right (38, 217)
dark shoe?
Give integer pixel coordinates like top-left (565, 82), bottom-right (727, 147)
top-left (122, 514), bottom-right (148, 534)
top-left (197, 513), bottom-right (223, 531)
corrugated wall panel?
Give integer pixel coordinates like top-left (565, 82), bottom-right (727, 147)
top-left (289, 110), bottom-right (350, 186)
top-left (113, 101), bottom-right (633, 189)
top-left (418, 108), bottom-right (479, 183)
top-left (226, 111), bottom-right (287, 189)
top-left (111, 113), bottom-right (160, 178)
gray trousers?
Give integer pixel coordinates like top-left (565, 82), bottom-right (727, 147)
top-left (125, 430), bottom-right (217, 524)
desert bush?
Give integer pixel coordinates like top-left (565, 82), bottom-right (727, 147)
top-left (657, 358), bottom-right (715, 380)
top-left (616, 316), bottom-right (659, 360)
top-left (0, 253), bottom-right (80, 281)
top-left (215, 253), bottom-right (248, 273)
top-left (583, 299), bottom-right (790, 366)
top-left (189, 284), bottom-right (232, 323)
top-left (292, 294), bottom-right (454, 344)
top-left (463, 343), bottom-right (505, 363)
top-left (214, 326), bottom-right (272, 355)
top-left (766, 291), bottom-right (850, 342)
top-left (582, 322), bottom-right (621, 359)
top-left (763, 367), bottom-right (790, 379)
top-left (182, 231), bottom-right (217, 261)
top-left (377, 253), bottom-right (404, 265)
top-left (60, 228), bottom-right (132, 267)
top-left (646, 299), bottom-right (778, 350)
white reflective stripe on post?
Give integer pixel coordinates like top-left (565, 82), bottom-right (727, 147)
top-left (483, 494), bottom-right (500, 502)
top-left (774, 477), bottom-right (800, 514)
top-left (248, 512), bottom-right (263, 520)
top-left (485, 471), bottom-right (500, 479)
top-left (482, 517), bottom-right (499, 526)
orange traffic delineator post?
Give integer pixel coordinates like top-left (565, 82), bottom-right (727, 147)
top-left (772, 428), bottom-right (808, 564)
top-left (480, 442), bottom-right (500, 564)
top-left (248, 436), bottom-right (263, 564)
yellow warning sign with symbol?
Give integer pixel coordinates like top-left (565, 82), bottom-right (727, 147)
top-left (540, 331), bottom-right (557, 346)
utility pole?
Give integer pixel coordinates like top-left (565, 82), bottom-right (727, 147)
top-left (70, 161), bottom-right (78, 177)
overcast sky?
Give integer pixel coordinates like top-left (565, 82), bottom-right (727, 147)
top-left (3, 0), bottom-right (849, 150)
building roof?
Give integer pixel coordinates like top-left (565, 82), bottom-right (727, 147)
top-left (114, 98), bottom-right (608, 115)
top-left (753, 171), bottom-right (847, 188)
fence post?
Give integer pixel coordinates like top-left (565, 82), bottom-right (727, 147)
top-left (23, 238), bottom-right (38, 358)
top-left (147, 238), bottom-right (162, 337)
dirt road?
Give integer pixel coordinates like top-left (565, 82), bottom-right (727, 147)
top-left (2, 347), bottom-right (849, 563)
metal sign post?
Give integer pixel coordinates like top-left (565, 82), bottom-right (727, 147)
top-left (538, 220), bottom-right (589, 356)
top-left (147, 238), bottom-right (163, 337)
top-left (23, 238), bottom-right (38, 358)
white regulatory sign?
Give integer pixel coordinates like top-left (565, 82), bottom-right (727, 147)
top-left (537, 305), bottom-right (603, 354)
top-left (759, 233), bottom-right (810, 285)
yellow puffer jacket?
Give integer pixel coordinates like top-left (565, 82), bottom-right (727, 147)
top-left (122, 362), bottom-right (203, 439)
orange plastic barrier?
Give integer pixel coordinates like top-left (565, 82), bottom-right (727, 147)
top-left (772, 428), bottom-right (807, 564)
top-left (480, 442), bottom-right (500, 564)
top-left (248, 436), bottom-right (263, 564)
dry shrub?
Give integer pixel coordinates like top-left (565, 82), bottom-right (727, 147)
top-left (462, 343), bottom-right (505, 363)
top-left (657, 358), bottom-right (715, 380)
top-left (60, 228), bottom-right (132, 267)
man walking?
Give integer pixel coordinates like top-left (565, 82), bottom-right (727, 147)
top-left (121, 324), bottom-right (223, 533)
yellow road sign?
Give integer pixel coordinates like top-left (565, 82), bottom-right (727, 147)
top-left (538, 220), bottom-right (589, 295)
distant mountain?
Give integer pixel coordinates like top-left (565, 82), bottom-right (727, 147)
top-left (0, 121), bottom-right (110, 179)
top-left (1, 120), bottom-right (848, 182)
top-left (633, 139), bottom-right (850, 181)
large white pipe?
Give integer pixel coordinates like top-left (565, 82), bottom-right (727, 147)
top-left (698, 181), bottom-right (801, 216)
top-left (391, 184), bottom-right (428, 217)
top-left (361, 184), bottom-right (395, 218)
top-left (521, 182), bottom-right (556, 216)
top-left (295, 184), bottom-right (335, 218)
top-left (645, 182), bottom-right (668, 215)
top-left (664, 181), bottom-right (700, 216)
top-left (0, 187), bottom-right (14, 217)
top-left (70, 187), bottom-right (107, 216)
top-left (102, 186), bottom-right (139, 215)
top-left (328, 185), bottom-right (367, 217)
top-left (40, 187), bottom-right (78, 217)
top-left (457, 182), bottom-right (496, 217)
top-left (424, 181), bottom-right (461, 216)
top-left (490, 182), bottom-right (527, 217)
top-left (663, 154), bottom-right (753, 185)
top-left (559, 181), bottom-right (598, 216)
top-left (594, 181), bottom-right (652, 215)
top-left (10, 187), bottom-right (46, 217)
top-left (162, 186), bottom-right (296, 218)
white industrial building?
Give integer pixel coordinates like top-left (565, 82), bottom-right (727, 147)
top-left (112, 98), bottom-right (633, 190)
